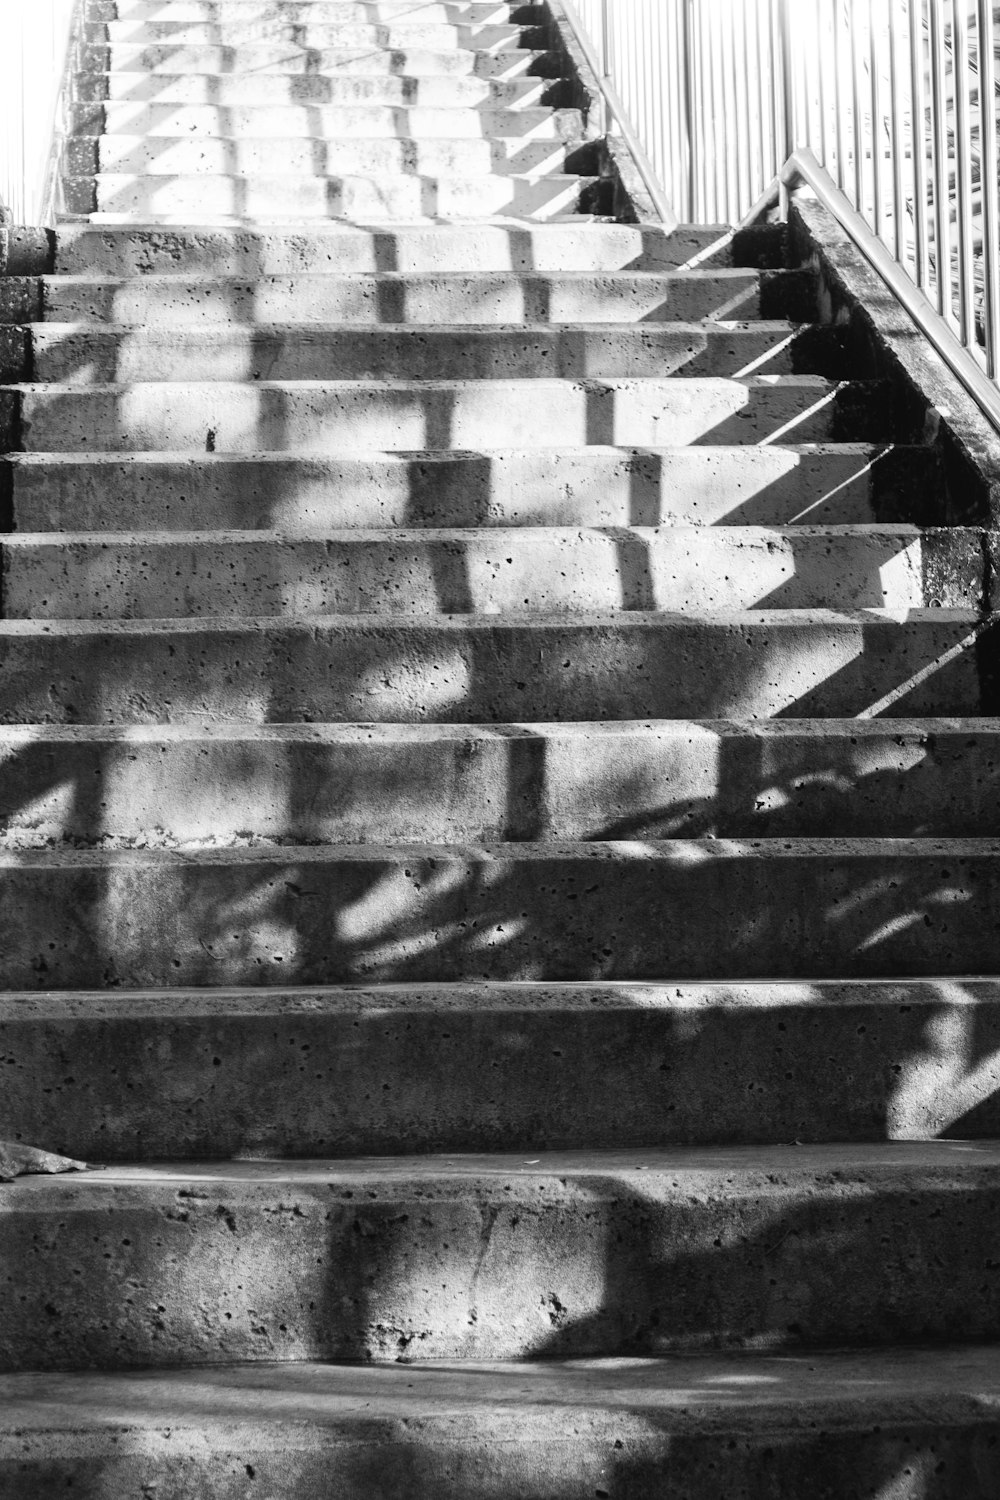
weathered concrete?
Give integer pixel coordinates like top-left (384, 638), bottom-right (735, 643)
top-left (90, 20), bottom-right (546, 46)
top-left (78, 132), bottom-right (592, 177)
top-left (39, 268), bottom-right (811, 325)
top-left (1, 524), bottom-right (984, 617)
top-left (3, 1349), bottom-right (1000, 1499)
top-left (0, 611), bottom-right (990, 722)
top-left (13, 321), bottom-right (841, 385)
top-left (77, 69), bottom-right (571, 108)
top-left (49, 222), bottom-right (727, 276)
top-left (9, 376), bottom-right (893, 452)
top-left (4, 444), bottom-right (944, 530)
top-left (2, 1145), bottom-right (1000, 1367)
top-left (4, 980), bottom-right (1000, 1158)
top-left (83, 101), bottom-right (588, 139)
top-left (0, 720), bottom-right (998, 846)
top-left (83, 40), bottom-right (560, 73)
top-left (0, 838), bottom-right (999, 986)
top-left (69, 169), bottom-right (607, 221)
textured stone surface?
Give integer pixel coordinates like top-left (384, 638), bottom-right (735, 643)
top-left (2, 1145), bottom-right (1000, 1368)
top-left (2, 524), bottom-right (982, 617)
top-left (3, 1349), bottom-right (999, 1498)
top-left (4, 443), bottom-right (943, 531)
top-left (0, 720), bottom-right (997, 846)
top-left (0, 611), bottom-right (990, 722)
top-left (0, 838), bottom-right (998, 987)
top-left (3, 979), bottom-right (1000, 1158)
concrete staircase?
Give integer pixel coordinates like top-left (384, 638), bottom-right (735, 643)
top-left (2, 0), bottom-right (1000, 1494)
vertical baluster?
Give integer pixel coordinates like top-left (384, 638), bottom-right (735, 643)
top-left (952, 0), bottom-right (976, 346)
top-left (929, 0), bottom-right (952, 316)
top-left (976, 0), bottom-right (1000, 374)
top-left (910, 0), bottom-right (931, 286)
top-left (889, 0), bottom-right (909, 263)
top-left (852, 0), bottom-right (869, 210)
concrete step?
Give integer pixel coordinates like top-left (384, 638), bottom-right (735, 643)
top-left (73, 132), bottom-right (594, 177)
top-left (0, 719), bottom-right (996, 848)
top-left (3, 836), bottom-right (1000, 986)
top-left (90, 18), bottom-right (545, 42)
top-left (89, 0), bottom-right (547, 17)
top-left (74, 100), bottom-right (588, 138)
top-left (1, 525), bottom-right (983, 618)
top-left (69, 171), bottom-right (606, 221)
top-left (5, 978), bottom-right (1000, 1158)
top-left (90, 0), bottom-right (547, 18)
top-left (5, 322), bottom-right (840, 385)
top-left (37, 269), bottom-right (810, 325)
top-left (0, 444), bottom-right (945, 532)
top-left (1, 1348), bottom-right (998, 1497)
top-left (1, 1144), bottom-right (999, 1367)
top-left (75, 69), bottom-right (566, 107)
top-left (49, 222), bottom-right (729, 276)
top-left (85, 40), bottom-right (560, 72)
top-left (91, 22), bottom-right (549, 52)
top-left (5, 378), bottom-right (894, 453)
top-left (0, 610), bottom-right (987, 723)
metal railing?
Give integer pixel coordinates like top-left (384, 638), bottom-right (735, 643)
top-left (563, 0), bottom-right (1000, 429)
top-left (0, 0), bottom-right (79, 227)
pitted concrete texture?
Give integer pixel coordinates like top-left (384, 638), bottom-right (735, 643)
top-left (2, 1144), bottom-right (1000, 1368)
top-left (50, 223), bottom-right (726, 276)
top-left (4, 444), bottom-right (942, 531)
top-left (84, 42), bottom-right (561, 75)
top-left (82, 134), bottom-right (585, 176)
top-left (72, 171), bottom-right (606, 222)
top-left (0, 720), bottom-right (998, 846)
top-left (4, 980), bottom-right (1000, 1159)
top-left (0, 611), bottom-right (991, 722)
top-left (85, 102), bottom-right (588, 140)
top-left (0, 839), bottom-right (1000, 987)
top-left (19, 320), bottom-right (840, 385)
top-left (39, 269), bottom-right (805, 325)
top-left (2, 1349), bottom-right (1000, 1498)
top-left (2, 525), bottom-right (982, 617)
top-left (12, 376), bottom-right (890, 452)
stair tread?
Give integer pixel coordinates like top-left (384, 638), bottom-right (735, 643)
top-left (3, 975), bottom-right (1000, 1014)
top-left (9, 1139), bottom-right (1000, 1182)
top-left (2, 1344), bottom-right (999, 1429)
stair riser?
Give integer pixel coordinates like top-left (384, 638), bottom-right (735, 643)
top-left (0, 839), bottom-right (998, 986)
top-left (0, 723), bottom-right (996, 844)
top-left (89, 21), bottom-right (545, 46)
top-left (39, 271), bottom-right (803, 326)
top-left (1, 1414), bottom-right (995, 1500)
top-left (3, 1158), bottom-right (1000, 1367)
top-left (75, 71), bottom-right (564, 106)
top-left (8, 325), bottom-right (838, 385)
top-left (6, 981), bottom-right (1000, 1158)
top-left (69, 173), bottom-right (602, 221)
top-left (84, 41), bottom-right (558, 73)
top-left (71, 135), bottom-right (590, 176)
top-left (49, 224), bottom-right (726, 276)
top-left (8, 380), bottom-right (889, 453)
top-left (73, 102), bottom-right (587, 138)
top-left (89, 1), bottom-right (544, 17)
top-left (4, 447), bottom-right (942, 531)
top-left (2, 528), bottom-right (982, 617)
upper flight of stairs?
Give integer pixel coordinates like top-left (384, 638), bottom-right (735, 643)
top-left (2, 1), bottom-right (1000, 1495)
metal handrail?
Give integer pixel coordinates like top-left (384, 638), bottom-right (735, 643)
top-left (569, 0), bottom-right (1000, 431)
top-left (0, 0), bottom-right (80, 228)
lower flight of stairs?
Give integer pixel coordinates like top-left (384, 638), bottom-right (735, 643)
top-left (2, 1), bottom-right (1000, 1496)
